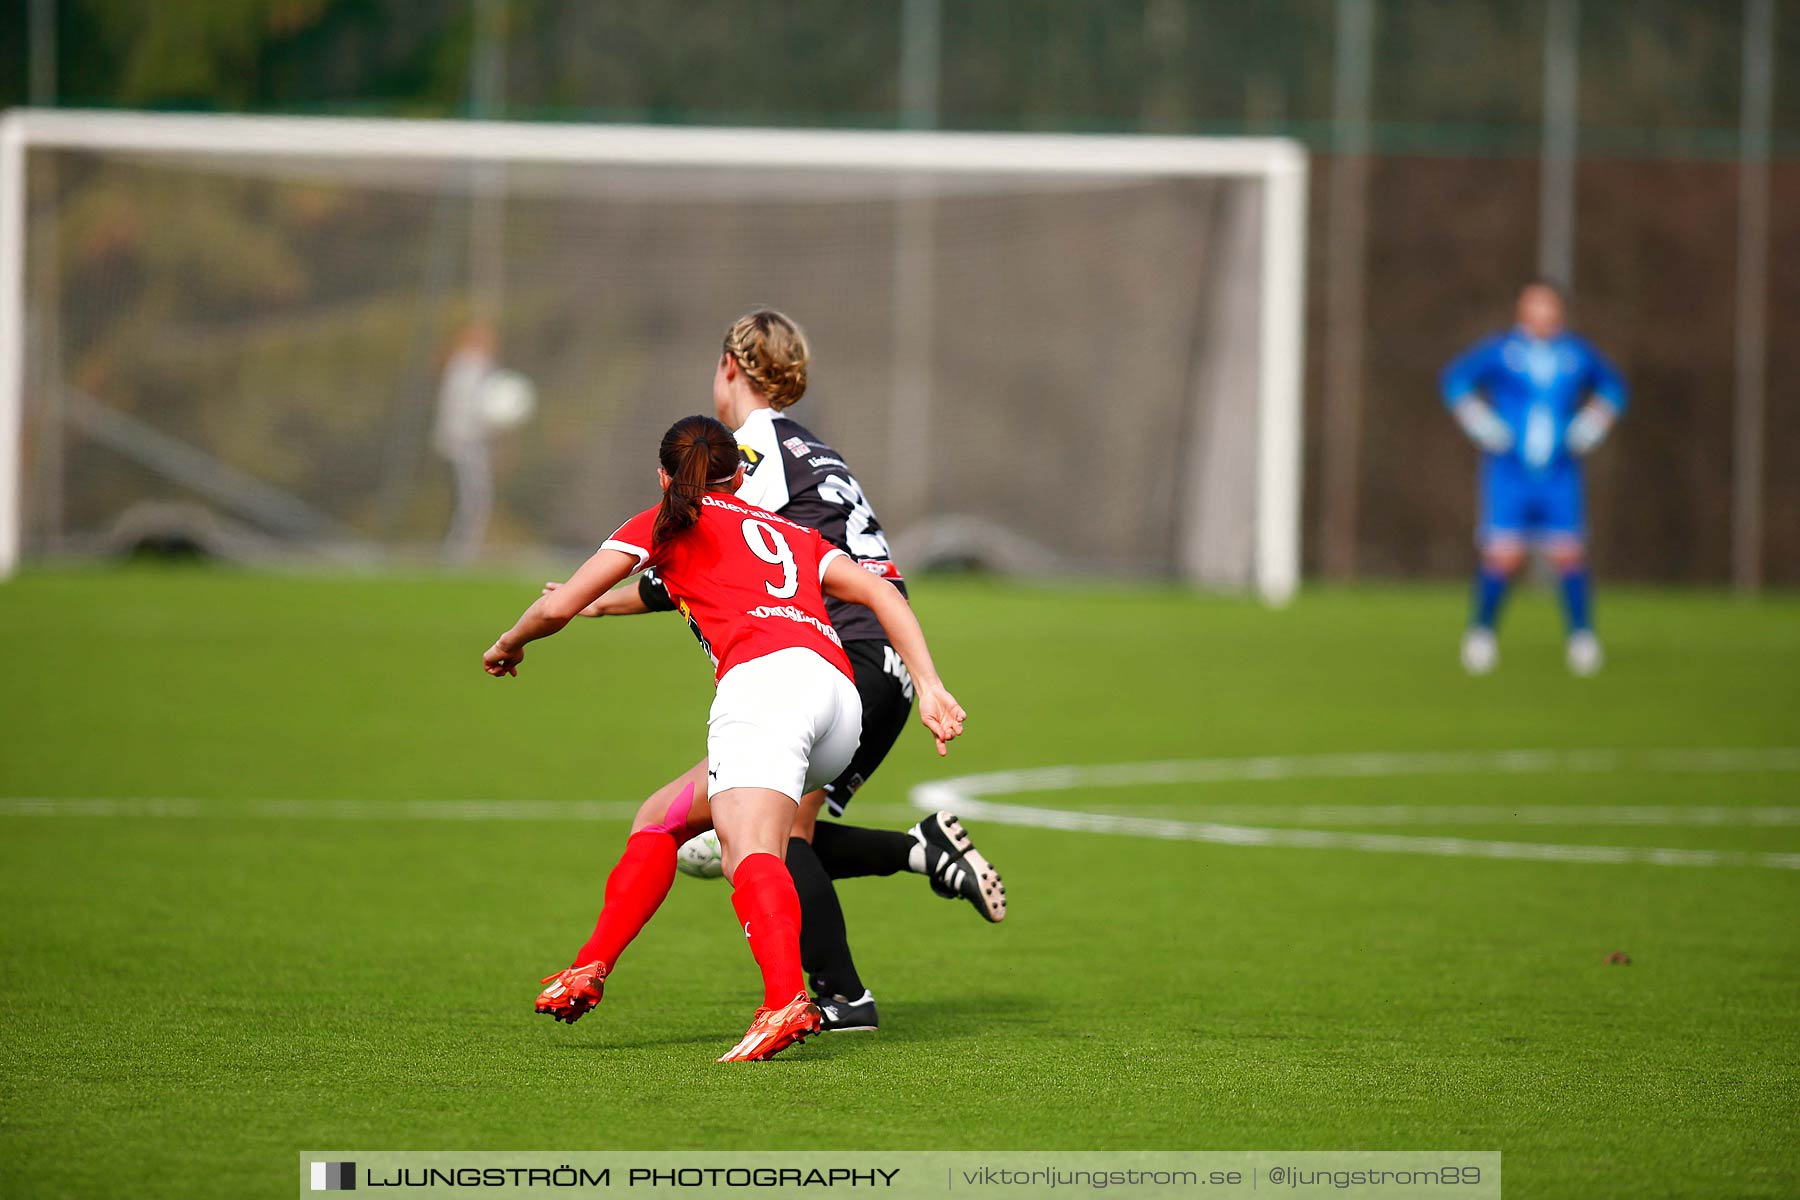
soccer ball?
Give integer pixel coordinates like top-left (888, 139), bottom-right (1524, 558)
top-left (478, 368), bottom-right (537, 431)
top-left (676, 830), bottom-right (724, 879)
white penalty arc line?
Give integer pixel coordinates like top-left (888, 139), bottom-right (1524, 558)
top-left (1066, 804), bottom-right (1800, 827)
top-left (907, 747), bottom-right (1800, 871)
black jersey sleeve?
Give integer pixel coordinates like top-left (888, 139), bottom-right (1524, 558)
top-left (637, 568), bottom-right (678, 613)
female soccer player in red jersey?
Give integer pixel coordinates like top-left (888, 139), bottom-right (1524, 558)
top-left (482, 415), bottom-right (965, 1062)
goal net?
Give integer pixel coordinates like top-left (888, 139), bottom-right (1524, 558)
top-left (1, 111), bottom-right (1305, 600)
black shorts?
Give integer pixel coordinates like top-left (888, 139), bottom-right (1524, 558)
top-left (821, 639), bottom-right (915, 816)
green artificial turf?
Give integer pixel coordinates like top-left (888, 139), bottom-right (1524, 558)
top-left (1, 569), bottom-right (1795, 1198)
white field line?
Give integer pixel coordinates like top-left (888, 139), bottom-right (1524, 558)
top-left (0, 797), bottom-right (925, 823)
top-left (907, 747), bottom-right (1800, 872)
top-left (2, 795), bottom-right (1791, 831)
top-left (5, 748), bottom-right (1797, 869)
top-left (0, 798), bottom-right (645, 821)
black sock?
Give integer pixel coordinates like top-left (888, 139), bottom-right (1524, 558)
top-left (786, 837), bottom-right (864, 999)
top-left (811, 821), bottom-right (918, 880)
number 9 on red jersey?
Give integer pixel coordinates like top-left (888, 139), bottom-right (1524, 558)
top-left (601, 494), bottom-right (856, 685)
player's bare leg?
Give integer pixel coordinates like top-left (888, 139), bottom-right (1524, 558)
top-left (789, 791), bottom-right (824, 842)
top-left (712, 786), bottom-right (821, 1061)
top-left (536, 761), bottom-right (714, 1024)
top-left (630, 759), bottom-right (713, 839)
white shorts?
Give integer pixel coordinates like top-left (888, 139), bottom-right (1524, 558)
top-left (708, 647), bottom-right (863, 803)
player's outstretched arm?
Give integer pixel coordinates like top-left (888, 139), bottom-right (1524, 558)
top-left (539, 579), bottom-right (651, 618)
top-left (484, 548), bottom-right (637, 676)
top-left (822, 555), bottom-right (966, 756)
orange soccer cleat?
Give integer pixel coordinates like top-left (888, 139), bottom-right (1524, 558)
top-left (535, 961), bottom-right (607, 1024)
top-left (715, 993), bottom-right (822, 1062)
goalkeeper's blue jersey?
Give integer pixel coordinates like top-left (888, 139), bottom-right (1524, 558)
top-left (1440, 329), bottom-right (1627, 473)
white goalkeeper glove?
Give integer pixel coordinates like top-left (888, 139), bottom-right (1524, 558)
top-left (1452, 398), bottom-right (1514, 454)
top-left (1566, 400), bottom-right (1617, 456)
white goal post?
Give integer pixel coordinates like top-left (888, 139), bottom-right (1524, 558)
top-left (0, 108), bottom-right (1306, 601)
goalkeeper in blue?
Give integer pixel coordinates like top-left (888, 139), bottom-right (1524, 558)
top-left (1441, 280), bottom-right (1627, 677)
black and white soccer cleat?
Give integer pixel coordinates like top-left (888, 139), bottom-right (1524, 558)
top-left (814, 989), bottom-right (880, 1033)
top-left (910, 811), bottom-right (1007, 923)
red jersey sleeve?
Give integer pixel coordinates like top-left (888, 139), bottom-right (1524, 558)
top-left (600, 507), bottom-right (659, 571)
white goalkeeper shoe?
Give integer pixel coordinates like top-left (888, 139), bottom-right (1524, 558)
top-left (1566, 631), bottom-right (1603, 677)
top-left (1460, 628), bottom-right (1499, 676)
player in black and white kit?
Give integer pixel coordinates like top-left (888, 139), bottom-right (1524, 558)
top-left (547, 310), bottom-right (1005, 1032)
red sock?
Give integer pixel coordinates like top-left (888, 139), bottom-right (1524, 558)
top-left (729, 851), bottom-right (807, 1009)
top-left (571, 829), bottom-right (677, 971)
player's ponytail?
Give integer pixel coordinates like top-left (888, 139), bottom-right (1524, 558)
top-left (654, 415), bottom-right (742, 544)
top-left (722, 309), bottom-right (809, 410)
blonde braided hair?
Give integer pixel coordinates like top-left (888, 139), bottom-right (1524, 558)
top-left (723, 309), bottom-right (809, 410)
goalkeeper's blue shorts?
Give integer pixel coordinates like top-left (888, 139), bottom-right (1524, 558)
top-left (1478, 456), bottom-right (1586, 544)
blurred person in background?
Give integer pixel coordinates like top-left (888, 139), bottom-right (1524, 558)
top-left (1440, 281), bottom-right (1628, 677)
top-left (435, 322), bottom-right (536, 563)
